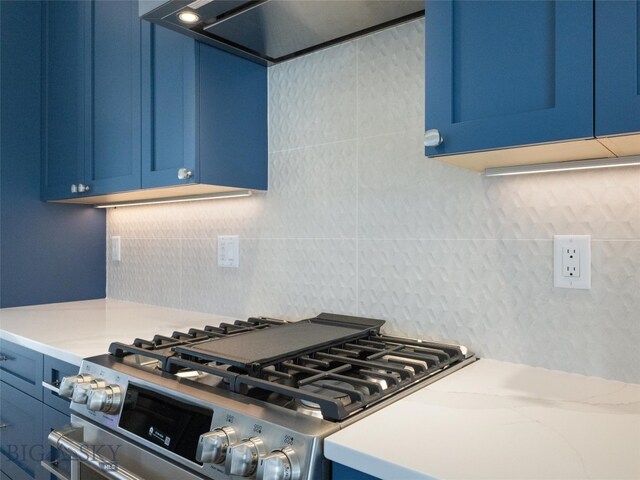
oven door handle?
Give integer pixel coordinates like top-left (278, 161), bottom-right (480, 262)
top-left (48, 427), bottom-right (146, 480)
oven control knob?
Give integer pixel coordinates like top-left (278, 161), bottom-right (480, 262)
top-left (58, 374), bottom-right (92, 398)
top-left (196, 427), bottom-right (237, 464)
top-left (225, 437), bottom-right (266, 477)
top-left (86, 385), bottom-right (122, 414)
top-left (71, 379), bottom-right (107, 404)
top-left (256, 447), bottom-right (301, 480)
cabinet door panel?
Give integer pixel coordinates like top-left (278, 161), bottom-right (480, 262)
top-left (41, 0), bottom-right (85, 201)
top-left (85, 0), bottom-right (141, 195)
top-left (198, 43), bottom-right (268, 190)
top-left (141, 23), bottom-right (197, 188)
top-left (332, 463), bottom-right (380, 480)
top-left (41, 406), bottom-right (70, 480)
top-left (0, 382), bottom-right (43, 480)
top-left (0, 340), bottom-right (43, 401)
top-left (595, 0), bottom-right (640, 136)
top-left (425, 0), bottom-right (594, 156)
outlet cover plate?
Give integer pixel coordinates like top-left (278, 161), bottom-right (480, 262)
top-left (218, 235), bottom-right (239, 268)
top-left (553, 235), bottom-right (590, 289)
top-left (111, 236), bottom-right (121, 262)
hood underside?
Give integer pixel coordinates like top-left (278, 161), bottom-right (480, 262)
top-left (143, 0), bottom-right (424, 66)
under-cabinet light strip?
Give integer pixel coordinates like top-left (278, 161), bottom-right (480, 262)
top-left (484, 156), bottom-right (640, 177)
top-left (94, 190), bottom-right (252, 208)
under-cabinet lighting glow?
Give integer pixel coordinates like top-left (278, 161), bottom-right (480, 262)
top-left (177, 11), bottom-right (200, 24)
top-left (94, 190), bottom-right (252, 208)
top-left (484, 156), bottom-right (640, 177)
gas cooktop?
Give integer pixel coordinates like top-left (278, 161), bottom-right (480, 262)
top-left (57, 313), bottom-right (475, 480)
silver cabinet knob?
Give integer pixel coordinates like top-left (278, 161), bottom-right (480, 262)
top-left (77, 183), bottom-right (90, 193)
top-left (225, 437), bottom-right (265, 477)
top-left (86, 385), bottom-right (122, 414)
top-left (177, 167), bottom-right (193, 180)
top-left (196, 427), bottom-right (237, 464)
top-left (71, 184), bottom-right (78, 193)
top-left (257, 447), bottom-right (300, 480)
top-left (59, 374), bottom-right (92, 399)
top-left (424, 129), bottom-right (443, 147)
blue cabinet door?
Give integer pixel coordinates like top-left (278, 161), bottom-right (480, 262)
top-left (425, 0), bottom-right (594, 156)
top-left (595, 0), bottom-right (640, 136)
top-left (41, 0), bottom-right (86, 201)
top-left (198, 43), bottom-right (268, 190)
top-left (141, 23), bottom-right (197, 188)
top-left (41, 405), bottom-right (71, 480)
top-left (0, 340), bottom-right (44, 401)
top-left (84, 0), bottom-right (141, 195)
top-left (0, 382), bottom-right (43, 480)
top-left (332, 463), bottom-right (381, 480)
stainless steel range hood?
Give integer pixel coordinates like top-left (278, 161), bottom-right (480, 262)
top-left (142, 0), bottom-right (424, 66)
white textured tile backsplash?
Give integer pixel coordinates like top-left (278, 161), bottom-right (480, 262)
top-left (108, 19), bottom-right (640, 382)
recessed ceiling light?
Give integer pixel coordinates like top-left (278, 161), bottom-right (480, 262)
top-left (178, 11), bottom-right (200, 24)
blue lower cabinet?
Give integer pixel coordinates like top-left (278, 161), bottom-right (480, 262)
top-left (41, 406), bottom-right (71, 480)
top-left (425, 0), bottom-right (594, 157)
top-left (0, 341), bottom-right (44, 402)
top-left (332, 462), bottom-right (382, 480)
top-left (0, 382), bottom-right (43, 480)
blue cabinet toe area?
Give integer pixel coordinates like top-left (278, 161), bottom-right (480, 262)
top-left (332, 462), bottom-right (382, 480)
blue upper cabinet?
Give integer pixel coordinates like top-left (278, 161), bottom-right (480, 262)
top-left (43, 6), bottom-right (267, 203)
top-left (425, 0), bottom-right (594, 157)
top-left (42, 0), bottom-right (141, 201)
top-left (41, 0), bottom-right (86, 201)
top-left (141, 23), bottom-right (197, 188)
top-left (595, 0), bottom-right (640, 137)
top-left (84, 0), bottom-right (141, 196)
top-left (197, 42), bottom-right (268, 191)
top-left (142, 24), bottom-right (267, 192)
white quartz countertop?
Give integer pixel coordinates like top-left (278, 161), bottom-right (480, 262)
top-left (0, 299), bottom-right (235, 366)
top-left (3, 300), bottom-right (639, 479)
top-left (325, 359), bottom-right (640, 480)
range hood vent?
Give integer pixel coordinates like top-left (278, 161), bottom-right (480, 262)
top-left (143, 0), bottom-right (424, 66)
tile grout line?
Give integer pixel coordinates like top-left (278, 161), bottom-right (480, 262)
top-left (355, 38), bottom-right (360, 316)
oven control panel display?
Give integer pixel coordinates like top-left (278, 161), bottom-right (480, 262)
top-left (119, 384), bottom-right (213, 463)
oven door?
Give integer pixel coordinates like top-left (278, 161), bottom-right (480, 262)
top-left (41, 415), bottom-right (204, 480)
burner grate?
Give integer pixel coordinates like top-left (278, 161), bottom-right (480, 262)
top-left (108, 313), bottom-right (473, 422)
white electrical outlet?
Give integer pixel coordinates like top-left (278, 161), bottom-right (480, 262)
top-left (218, 235), bottom-right (239, 268)
top-left (553, 235), bottom-right (590, 289)
top-left (111, 236), bottom-right (121, 262)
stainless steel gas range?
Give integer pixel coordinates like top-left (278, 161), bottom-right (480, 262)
top-left (45, 313), bottom-right (475, 480)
